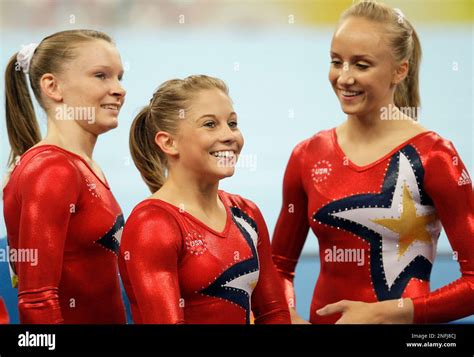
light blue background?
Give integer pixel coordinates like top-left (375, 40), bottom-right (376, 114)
top-left (1, 26), bottom-right (472, 323)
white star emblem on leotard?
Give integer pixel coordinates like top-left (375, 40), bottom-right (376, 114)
top-left (331, 152), bottom-right (441, 288)
top-left (314, 145), bottom-right (442, 299)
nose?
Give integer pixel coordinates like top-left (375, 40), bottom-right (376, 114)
top-left (219, 123), bottom-right (237, 145)
top-left (111, 79), bottom-right (126, 99)
top-left (337, 64), bottom-right (355, 86)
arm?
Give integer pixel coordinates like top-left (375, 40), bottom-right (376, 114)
top-left (119, 205), bottom-right (185, 324)
top-left (271, 142), bottom-right (310, 317)
top-left (249, 203), bottom-right (291, 324)
top-left (0, 298), bottom-right (8, 324)
top-left (16, 152), bottom-right (80, 324)
top-left (411, 139), bottom-right (474, 323)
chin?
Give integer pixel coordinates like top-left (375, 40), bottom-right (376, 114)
top-left (95, 118), bottom-right (119, 134)
top-left (212, 168), bottom-right (236, 181)
top-left (341, 108), bottom-right (358, 115)
top-left (340, 104), bottom-right (363, 116)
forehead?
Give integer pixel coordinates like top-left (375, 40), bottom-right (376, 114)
top-left (69, 40), bottom-right (122, 70)
top-left (331, 17), bottom-right (389, 58)
top-left (190, 89), bottom-right (232, 113)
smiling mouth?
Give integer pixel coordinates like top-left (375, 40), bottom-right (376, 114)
top-left (209, 150), bottom-right (236, 159)
top-left (340, 90), bottom-right (364, 98)
top-left (100, 104), bottom-right (120, 111)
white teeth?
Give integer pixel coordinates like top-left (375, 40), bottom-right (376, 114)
top-left (341, 90), bottom-right (362, 97)
top-left (211, 150), bottom-right (235, 158)
top-left (101, 104), bottom-right (119, 110)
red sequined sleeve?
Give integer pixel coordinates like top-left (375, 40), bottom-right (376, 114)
top-left (412, 139), bottom-right (474, 323)
top-left (119, 205), bottom-right (185, 324)
top-left (271, 141), bottom-right (310, 309)
top-left (247, 202), bottom-right (291, 324)
top-left (15, 152), bottom-right (81, 323)
top-left (0, 298), bottom-right (8, 324)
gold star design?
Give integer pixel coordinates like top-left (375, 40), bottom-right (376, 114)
top-left (372, 184), bottom-right (437, 257)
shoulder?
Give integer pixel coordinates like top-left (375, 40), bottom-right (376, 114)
top-left (296, 129), bottom-right (332, 150)
top-left (122, 199), bottom-right (184, 251)
top-left (125, 199), bottom-right (183, 233)
top-left (411, 131), bottom-right (461, 160)
top-left (417, 132), bottom-right (472, 188)
top-left (427, 133), bottom-right (458, 156)
top-left (290, 128), bottom-right (334, 159)
top-left (121, 200), bottom-right (184, 258)
top-left (17, 146), bottom-right (81, 182)
top-left (12, 146), bottom-right (82, 198)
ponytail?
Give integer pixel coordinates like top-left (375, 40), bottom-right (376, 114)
top-left (129, 107), bottom-right (167, 193)
top-left (4, 53), bottom-right (41, 166)
top-left (394, 28), bottom-right (422, 118)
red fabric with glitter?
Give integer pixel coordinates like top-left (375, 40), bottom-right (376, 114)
top-left (0, 298), bottom-right (8, 324)
top-left (119, 191), bottom-right (290, 324)
top-left (272, 129), bottom-right (474, 323)
top-left (3, 145), bottom-right (126, 324)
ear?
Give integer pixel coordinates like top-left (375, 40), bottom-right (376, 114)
top-left (155, 131), bottom-right (178, 157)
top-left (39, 73), bottom-right (63, 102)
top-left (392, 59), bottom-right (409, 85)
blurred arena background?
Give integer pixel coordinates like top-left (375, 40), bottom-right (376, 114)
top-left (0, 0), bottom-right (472, 323)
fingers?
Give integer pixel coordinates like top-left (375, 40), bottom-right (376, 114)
top-left (316, 300), bottom-right (349, 316)
top-left (317, 300), bottom-right (352, 316)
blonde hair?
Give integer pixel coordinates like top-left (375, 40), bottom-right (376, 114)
top-left (4, 30), bottom-right (114, 166)
top-left (340, 0), bottom-right (422, 118)
top-left (130, 75), bottom-right (229, 193)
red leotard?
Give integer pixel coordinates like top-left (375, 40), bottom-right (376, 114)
top-left (119, 190), bottom-right (290, 324)
top-left (3, 145), bottom-right (126, 324)
top-left (0, 298), bottom-right (8, 324)
top-left (272, 129), bottom-right (474, 323)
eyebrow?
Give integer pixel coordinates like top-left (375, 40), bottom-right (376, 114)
top-left (330, 52), bottom-right (375, 61)
top-left (197, 112), bottom-right (237, 121)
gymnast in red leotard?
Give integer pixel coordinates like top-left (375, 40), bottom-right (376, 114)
top-left (271, 1), bottom-right (474, 324)
top-left (3, 30), bottom-right (127, 324)
top-left (119, 75), bottom-right (290, 324)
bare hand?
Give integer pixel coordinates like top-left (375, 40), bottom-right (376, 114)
top-left (317, 299), bottom-right (413, 324)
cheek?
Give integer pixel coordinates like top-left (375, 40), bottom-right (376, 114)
top-left (362, 68), bottom-right (389, 87)
top-left (365, 73), bottom-right (392, 99)
top-left (63, 86), bottom-right (97, 107)
top-left (187, 135), bottom-right (209, 156)
top-left (235, 131), bottom-right (244, 150)
top-left (328, 68), bottom-right (338, 84)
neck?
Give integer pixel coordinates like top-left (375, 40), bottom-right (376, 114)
top-left (44, 118), bottom-right (98, 161)
top-left (344, 102), bottom-right (411, 142)
top-left (160, 167), bottom-right (221, 214)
